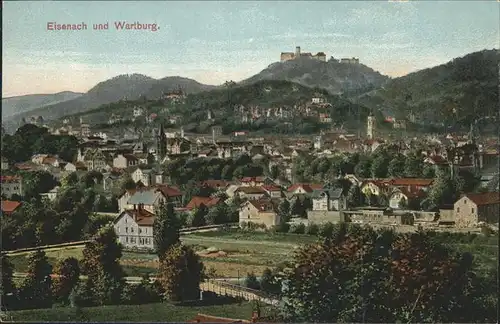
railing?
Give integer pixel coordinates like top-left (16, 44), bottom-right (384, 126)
top-left (201, 279), bottom-right (279, 305)
top-left (2, 240), bottom-right (90, 255)
top-left (2, 224), bottom-right (238, 255)
top-left (180, 223), bottom-right (238, 233)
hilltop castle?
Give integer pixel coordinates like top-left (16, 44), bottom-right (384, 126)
top-left (280, 46), bottom-right (326, 62)
top-left (280, 46), bottom-right (359, 64)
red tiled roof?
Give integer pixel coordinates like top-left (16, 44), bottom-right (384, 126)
top-left (124, 208), bottom-right (155, 226)
top-left (426, 155), bottom-right (448, 165)
top-left (236, 186), bottom-right (266, 194)
top-left (0, 176), bottom-right (21, 183)
top-left (287, 183), bottom-right (324, 193)
top-left (464, 192), bottom-right (500, 206)
top-left (262, 185), bottom-right (281, 192)
top-left (248, 199), bottom-right (276, 213)
top-left (1, 200), bottom-right (21, 213)
top-left (199, 180), bottom-right (231, 189)
top-left (155, 185), bottom-right (182, 197)
top-left (185, 196), bottom-right (221, 210)
top-left (391, 178), bottom-right (434, 187)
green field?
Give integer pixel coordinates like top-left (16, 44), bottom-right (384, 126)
top-left (8, 230), bottom-right (498, 279)
top-left (8, 301), bottom-right (256, 322)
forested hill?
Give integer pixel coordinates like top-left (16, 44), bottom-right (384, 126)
top-left (355, 49), bottom-right (500, 128)
top-left (240, 57), bottom-right (389, 95)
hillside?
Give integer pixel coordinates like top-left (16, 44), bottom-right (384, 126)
top-left (3, 74), bottom-right (217, 132)
top-left (355, 49), bottom-right (500, 129)
top-left (2, 91), bottom-right (83, 119)
top-left (240, 57), bottom-right (389, 95)
top-left (65, 79), bottom-right (374, 135)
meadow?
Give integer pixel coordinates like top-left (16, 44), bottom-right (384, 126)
top-left (8, 300), bottom-right (256, 322)
top-left (8, 229), bottom-right (498, 279)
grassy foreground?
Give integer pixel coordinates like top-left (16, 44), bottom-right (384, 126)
top-left (9, 301), bottom-right (255, 322)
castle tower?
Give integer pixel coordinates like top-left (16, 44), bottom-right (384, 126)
top-left (180, 126), bottom-right (185, 138)
top-left (156, 123), bottom-right (167, 161)
top-left (295, 46), bottom-right (301, 58)
top-left (367, 113), bottom-right (375, 140)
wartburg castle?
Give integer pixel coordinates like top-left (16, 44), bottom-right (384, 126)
top-left (280, 46), bottom-right (360, 64)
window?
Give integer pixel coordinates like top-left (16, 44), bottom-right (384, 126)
top-left (126, 237), bottom-right (129, 243)
top-left (125, 227), bottom-right (128, 233)
top-left (471, 208), bottom-right (475, 213)
top-left (131, 227), bottom-right (134, 233)
top-left (145, 228), bottom-right (147, 234)
top-left (248, 215), bottom-right (250, 219)
top-left (463, 200), bottom-right (466, 204)
top-left (139, 228), bottom-right (142, 234)
top-left (130, 237), bottom-right (136, 244)
top-left (457, 207), bottom-right (460, 212)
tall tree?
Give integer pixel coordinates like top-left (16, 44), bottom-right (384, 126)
top-left (404, 153), bottom-right (424, 178)
top-left (19, 250), bottom-right (53, 309)
top-left (388, 154), bottom-right (406, 178)
top-left (153, 202), bottom-right (181, 259)
top-left (190, 204), bottom-right (208, 227)
top-left (1, 255), bottom-right (16, 309)
top-left (158, 243), bottom-right (204, 302)
top-left (81, 225), bottom-right (125, 305)
top-left (52, 257), bottom-right (81, 304)
top-left (278, 199), bottom-right (291, 224)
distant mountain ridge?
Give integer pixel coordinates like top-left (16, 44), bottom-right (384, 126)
top-left (239, 57), bottom-right (390, 95)
top-left (2, 91), bottom-right (83, 119)
top-left (3, 74), bottom-right (217, 131)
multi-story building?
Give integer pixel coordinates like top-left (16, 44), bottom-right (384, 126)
top-left (280, 46), bottom-right (326, 62)
top-left (1, 176), bottom-right (23, 198)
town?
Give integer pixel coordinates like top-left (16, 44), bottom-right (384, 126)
top-left (2, 1), bottom-right (499, 323)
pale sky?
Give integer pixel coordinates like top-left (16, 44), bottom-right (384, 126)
top-left (2, 1), bottom-right (499, 97)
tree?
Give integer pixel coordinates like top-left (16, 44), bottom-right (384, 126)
top-left (205, 203), bottom-right (229, 225)
top-left (158, 243), bottom-right (204, 302)
top-left (245, 272), bottom-right (261, 290)
top-left (421, 169), bottom-right (457, 211)
top-left (1, 255), bottom-right (16, 309)
top-left (346, 185), bottom-right (364, 208)
top-left (388, 154), bottom-right (406, 178)
top-left (19, 250), bottom-right (53, 309)
top-left (280, 225), bottom-right (492, 323)
top-left (190, 204), bottom-right (208, 227)
top-left (422, 164), bottom-right (436, 178)
top-left (371, 155), bottom-right (389, 178)
top-left (153, 202), bottom-right (181, 259)
top-left (260, 268), bottom-right (280, 295)
top-left (52, 257), bottom-right (81, 304)
top-left (354, 159), bottom-right (372, 178)
top-left (81, 225), bottom-right (125, 305)
top-left (278, 199), bottom-right (291, 224)
top-left (404, 153), bottom-right (424, 178)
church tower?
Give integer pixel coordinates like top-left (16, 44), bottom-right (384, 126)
top-left (367, 113), bottom-right (375, 140)
top-left (156, 123), bottom-right (167, 161)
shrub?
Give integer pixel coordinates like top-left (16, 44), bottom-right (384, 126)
top-left (245, 272), bottom-right (260, 290)
top-left (306, 223), bottom-right (319, 235)
top-left (290, 223), bottom-right (306, 234)
top-left (273, 222), bottom-right (290, 233)
top-left (319, 222), bottom-right (335, 238)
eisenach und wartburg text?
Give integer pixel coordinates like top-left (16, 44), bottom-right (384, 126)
top-left (46, 21), bottom-right (159, 31)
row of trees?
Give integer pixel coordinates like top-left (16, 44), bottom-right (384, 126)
top-left (1, 225), bottom-right (163, 311)
top-left (2, 124), bottom-right (79, 163)
top-left (2, 172), bottom-right (118, 251)
top-left (2, 202), bottom-right (207, 312)
top-left (278, 223), bottom-right (498, 323)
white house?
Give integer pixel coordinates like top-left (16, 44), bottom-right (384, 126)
top-left (239, 199), bottom-right (280, 228)
top-left (113, 154), bottom-right (139, 169)
top-left (133, 106), bottom-right (145, 118)
top-left (113, 207), bottom-right (155, 250)
top-left (40, 186), bottom-right (60, 202)
top-left (1, 176), bottom-right (24, 198)
top-left (132, 167), bottom-right (153, 186)
top-left (311, 188), bottom-right (346, 211)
